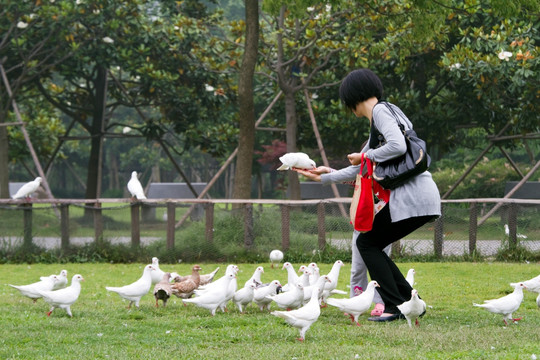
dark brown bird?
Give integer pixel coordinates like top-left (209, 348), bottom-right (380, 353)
top-left (171, 265), bottom-right (202, 300)
top-left (153, 272), bottom-right (172, 307)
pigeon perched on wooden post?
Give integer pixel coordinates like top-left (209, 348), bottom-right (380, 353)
top-left (473, 282), bottom-right (526, 325)
top-left (277, 152), bottom-right (316, 171)
top-left (106, 265), bottom-right (155, 309)
top-left (397, 289), bottom-right (426, 328)
top-left (12, 177), bottom-right (42, 200)
top-left (38, 274), bottom-right (84, 317)
top-left (127, 171), bottom-right (146, 200)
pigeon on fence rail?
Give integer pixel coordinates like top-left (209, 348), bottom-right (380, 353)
top-left (41, 270), bottom-right (68, 291)
top-left (127, 171), bottom-right (147, 200)
top-left (269, 250), bottom-right (284, 269)
top-left (277, 152), bottom-right (316, 171)
top-left (9, 275), bottom-right (59, 302)
top-left (327, 280), bottom-right (380, 326)
top-left (473, 282), bottom-right (526, 326)
top-left (12, 177), bottom-right (42, 200)
top-left (105, 264), bottom-right (155, 309)
top-left (182, 273), bottom-right (236, 316)
top-left (38, 274), bottom-right (84, 317)
top-left (271, 286), bottom-right (322, 342)
top-left (405, 269), bottom-right (416, 288)
top-left (171, 265), bottom-right (201, 300)
top-left (397, 289), bottom-right (427, 328)
top-left (154, 272), bottom-right (173, 307)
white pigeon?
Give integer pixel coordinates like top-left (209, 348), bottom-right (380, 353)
top-left (267, 282), bottom-right (304, 310)
top-left (281, 262), bottom-right (299, 291)
top-left (271, 286), bottom-right (322, 342)
top-left (297, 268), bottom-right (311, 288)
top-left (511, 274), bottom-right (540, 293)
top-left (321, 260), bottom-right (344, 304)
top-left (326, 280), bottom-right (380, 326)
top-left (233, 282), bottom-right (257, 313)
top-left (253, 280), bottom-right (282, 311)
top-left (41, 270), bottom-right (68, 291)
top-left (195, 264), bottom-right (238, 295)
top-left (38, 274), bottom-right (84, 317)
top-left (504, 224), bottom-right (527, 239)
top-left (151, 257), bottom-right (166, 284)
top-left (536, 293), bottom-right (540, 309)
top-left (397, 289), bottom-right (427, 328)
top-left (106, 264), bottom-right (155, 309)
top-left (218, 271), bottom-right (238, 313)
top-left (12, 177), bottom-right (42, 200)
top-left (277, 152), bottom-right (316, 171)
top-left (473, 282), bottom-right (526, 325)
top-left (9, 275), bottom-right (59, 302)
top-left (127, 171), bottom-right (147, 200)
top-left (269, 249), bottom-right (284, 268)
top-left (183, 273), bottom-right (236, 316)
top-left (405, 269), bottom-right (415, 288)
top-left (303, 275), bottom-right (331, 304)
top-left (244, 266), bottom-right (264, 288)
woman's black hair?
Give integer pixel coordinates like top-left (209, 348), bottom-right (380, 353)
top-left (339, 69), bottom-right (383, 110)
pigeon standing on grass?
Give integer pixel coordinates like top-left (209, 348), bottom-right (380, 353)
top-left (233, 282), bottom-right (257, 313)
top-left (405, 269), bottom-right (415, 288)
top-left (106, 264), bottom-right (155, 309)
top-left (172, 266), bottom-right (220, 287)
top-left (269, 250), bottom-right (284, 269)
top-left (511, 274), bottom-right (540, 293)
top-left (277, 152), bottom-right (316, 171)
top-left (473, 282), bottom-right (526, 325)
top-left (9, 275), bottom-right (59, 303)
top-left (397, 289), bottom-right (426, 328)
top-left (38, 274), bottom-right (84, 317)
top-left (12, 177), bottom-right (42, 200)
top-left (150, 257), bottom-right (166, 285)
top-left (244, 266), bottom-right (264, 288)
top-left (154, 272), bottom-right (173, 307)
top-left (326, 280), bottom-right (380, 326)
top-left (41, 270), bottom-right (68, 290)
top-left (267, 282), bottom-right (305, 311)
top-left (182, 273), bottom-right (236, 316)
top-left (271, 286), bottom-right (322, 342)
top-left (321, 260), bottom-right (344, 305)
top-left (253, 280), bottom-right (282, 311)
top-left (127, 171), bottom-right (147, 200)
top-left (171, 265), bottom-right (201, 300)
top-left (281, 262), bottom-right (299, 292)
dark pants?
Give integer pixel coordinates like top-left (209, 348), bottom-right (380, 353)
top-left (356, 204), bottom-right (435, 314)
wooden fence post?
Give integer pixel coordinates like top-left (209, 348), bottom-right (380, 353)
top-left (468, 202), bottom-right (477, 255)
top-left (434, 207), bottom-right (444, 258)
top-left (60, 204), bottom-right (70, 251)
top-left (23, 203), bottom-right (32, 248)
top-left (166, 202), bottom-right (175, 250)
top-left (244, 204), bottom-right (254, 249)
top-left (131, 203), bottom-right (140, 247)
top-left (94, 202), bottom-right (103, 245)
top-left (507, 203), bottom-right (518, 250)
top-left (317, 202), bottom-right (326, 251)
top-left (205, 203), bottom-right (214, 244)
top-left (281, 205), bottom-right (290, 251)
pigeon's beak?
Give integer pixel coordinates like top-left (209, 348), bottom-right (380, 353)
top-left (81, 277), bottom-right (85, 282)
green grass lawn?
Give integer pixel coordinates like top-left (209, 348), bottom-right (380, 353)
top-left (1, 261), bottom-right (539, 359)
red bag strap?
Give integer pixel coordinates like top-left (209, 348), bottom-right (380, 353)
top-left (359, 154), bottom-right (373, 177)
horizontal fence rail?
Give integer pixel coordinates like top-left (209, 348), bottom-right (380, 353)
top-left (0, 198), bottom-right (538, 259)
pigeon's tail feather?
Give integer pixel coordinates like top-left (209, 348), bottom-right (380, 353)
top-left (276, 164), bottom-right (288, 171)
top-left (105, 286), bottom-right (121, 293)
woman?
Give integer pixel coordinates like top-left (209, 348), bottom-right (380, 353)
top-left (294, 69), bottom-right (441, 322)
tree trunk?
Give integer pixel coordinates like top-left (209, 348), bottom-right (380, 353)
top-left (232, 0), bottom-right (259, 203)
top-left (284, 91), bottom-right (301, 200)
top-left (84, 66), bottom-right (108, 216)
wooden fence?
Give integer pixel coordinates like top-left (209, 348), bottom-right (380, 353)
top-left (0, 198), bottom-right (538, 257)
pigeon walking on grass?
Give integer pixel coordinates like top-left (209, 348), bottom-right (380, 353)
top-left (106, 264), bottom-right (155, 309)
top-left (277, 152), bottom-right (316, 171)
top-left (269, 250), bottom-right (284, 269)
top-left (326, 280), bottom-right (380, 326)
top-left (12, 177), bottom-right (42, 200)
top-left (182, 273), bottom-right (235, 316)
top-left (473, 282), bottom-right (526, 325)
top-left (233, 282), bottom-right (257, 313)
top-left (405, 269), bottom-right (415, 288)
top-left (267, 282), bottom-right (304, 311)
top-left (244, 266), bottom-right (264, 288)
top-left (271, 286), bottom-right (322, 342)
top-left (154, 272), bottom-right (173, 307)
top-left (397, 289), bottom-right (426, 328)
top-left (253, 280), bottom-right (282, 311)
top-left (150, 257), bottom-right (166, 284)
top-left (9, 275), bottom-right (59, 303)
top-left (171, 265), bottom-right (201, 300)
top-left (38, 274), bottom-right (84, 317)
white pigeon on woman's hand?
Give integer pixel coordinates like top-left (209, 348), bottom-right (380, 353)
top-left (473, 282), bottom-right (526, 326)
top-left (38, 274), bottom-right (84, 317)
top-left (397, 289), bottom-right (426, 328)
top-left (12, 177), bottom-right (42, 200)
top-left (271, 286), bottom-right (322, 342)
top-left (127, 171), bottom-right (146, 200)
top-left (106, 265), bottom-right (155, 309)
top-left (277, 152), bottom-right (316, 171)
top-left (326, 280), bottom-right (380, 326)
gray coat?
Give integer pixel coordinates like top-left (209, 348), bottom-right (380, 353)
top-left (321, 102), bottom-right (441, 223)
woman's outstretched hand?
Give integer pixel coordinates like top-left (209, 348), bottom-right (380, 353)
top-left (347, 152), bottom-right (364, 166)
top-left (292, 166), bottom-right (332, 182)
